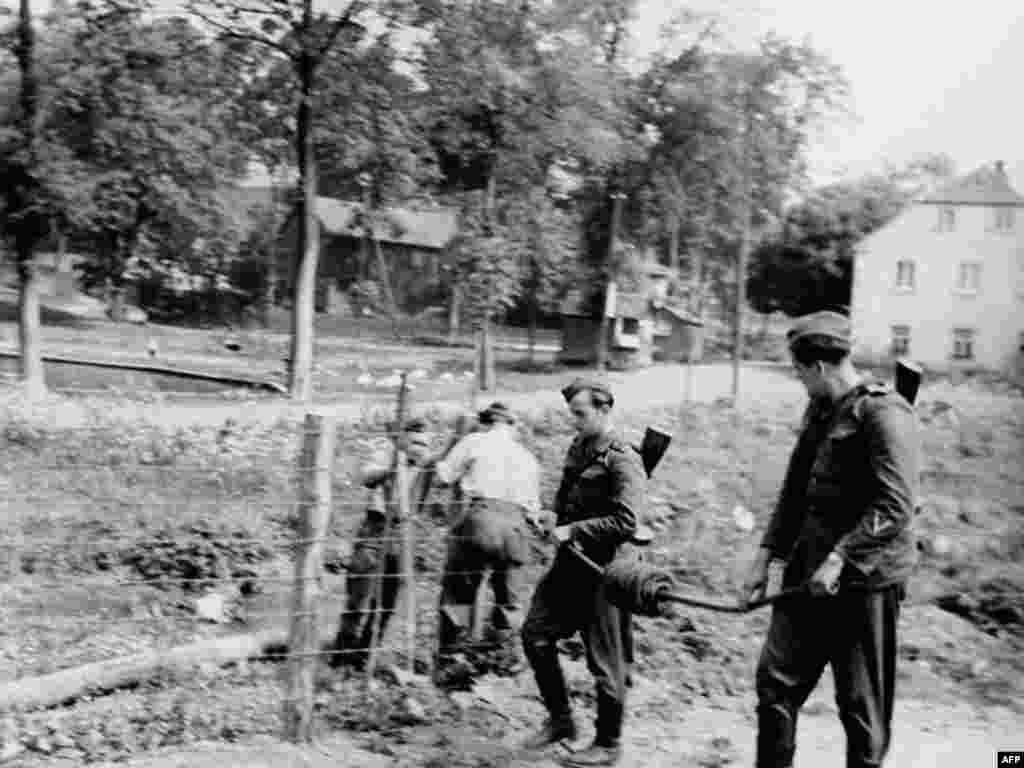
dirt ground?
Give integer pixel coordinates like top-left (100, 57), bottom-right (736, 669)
top-left (2, 352), bottom-right (1022, 767)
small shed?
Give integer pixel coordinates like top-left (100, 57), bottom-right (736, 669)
top-left (559, 284), bottom-right (704, 368)
top-left (650, 300), bottom-right (704, 362)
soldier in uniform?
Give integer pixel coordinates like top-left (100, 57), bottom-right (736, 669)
top-left (742, 311), bottom-right (920, 768)
top-left (520, 378), bottom-right (647, 767)
top-left (329, 418), bottom-right (434, 670)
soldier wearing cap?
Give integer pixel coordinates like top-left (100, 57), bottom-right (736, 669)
top-left (520, 378), bottom-right (646, 767)
top-left (430, 401), bottom-right (542, 652)
top-left (741, 311), bottom-right (920, 768)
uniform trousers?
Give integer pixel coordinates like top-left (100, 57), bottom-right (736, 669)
top-left (755, 585), bottom-right (903, 768)
top-left (332, 511), bottom-right (401, 668)
top-left (521, 549), bottom-right (632, 746)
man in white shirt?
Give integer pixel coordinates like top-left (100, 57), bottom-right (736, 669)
top-left (430, 402), bottom-right (542, 653)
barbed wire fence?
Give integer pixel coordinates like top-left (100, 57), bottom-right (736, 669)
top-left (0, 362), bottom-right (1010, 759)
top-left (0, 378), bottom-right (564, 754)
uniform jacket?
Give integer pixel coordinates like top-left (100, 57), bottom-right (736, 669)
top-left (554, 429), bottom-right (646, 566)
top-left (761, 381), bottom-right (920, 590)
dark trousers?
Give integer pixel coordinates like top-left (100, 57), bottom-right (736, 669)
top-left (439, 497), bottom-right (528, 650)
top-left (332, 512), bottom-right (401, 668)
top-left (521, 550), bottom-right (630, 746)
top-left (755, 585), bottom-right (903, 768)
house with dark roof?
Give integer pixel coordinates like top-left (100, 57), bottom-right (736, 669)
top-left (277, 197), bottom-right (459, 314)
top-left (851, 161), bottom-right (1024, 376)
top-left (559, 262), bottom-right (703, 368)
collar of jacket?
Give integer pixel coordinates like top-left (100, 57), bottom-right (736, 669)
top-left (576, 427), bottom-right (618, 457)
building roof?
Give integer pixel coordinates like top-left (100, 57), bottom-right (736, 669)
top-left (560, 288), bottom-right (649, 318)
top-left (314, 197), bottom-right (459, 249)
top-left (652, 301), bottom-right (703, 325)
top-left (642, 262), bottom-right (677, 279)
top-left (919, 161), bottom-right (1024, 207)
top-left (614, 291), bottom-right (649, 318)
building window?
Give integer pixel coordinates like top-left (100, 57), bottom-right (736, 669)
top-left (994, 207), bottom-right (1016, 231)
top-left (614, 316), bottom-right (641, 349)
top-left (895, 260), bottom-right (915, 291)
top-left (952, 328), bottom-right (975, 361)
top-left (890, 325), bottom-right (911, 357)
top-left (956, 262), bottom-right (982, 294)
top-left (937, 206), bottom-right (956, 232)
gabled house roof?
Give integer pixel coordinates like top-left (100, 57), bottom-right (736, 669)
top-left (560, 287), bottom-right (649, 318)
top-left (919, 161), bottom-right (1024, 206)
top-left (314, 197), bottom-right (459, 249)
top-left (651, 300), bottom-right (703, 325)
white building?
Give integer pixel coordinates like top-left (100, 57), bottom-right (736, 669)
top-left (851, 161), bottom-right (1024, 375)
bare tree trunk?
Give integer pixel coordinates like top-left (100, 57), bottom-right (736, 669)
top-left (480, 314), bottom-right (494, 391)
top-left (372, 237), bottom-right (401, 339)
top-left (14, 0), bottom-right (44, 399)
top-left (668, 214), bottom-right (680, 272)
top-left (17, 257), bottom-right (44, 399)
top-left (447, 283), bottom-right (460, 343)
top-left (690, 248), bottom-right (703, 310)
top-left (526, 275), bottom-right (538, 367)
top-left (732, 102), bottom-right (754, 404)
top-left (596, 193), bottom-right (624, 371)
top-left (480, 174), bottom-right (497, 390)
top-left (288, 30), bottom-right (319, 402)
top-left (263, 178), bottom-right (280, 326)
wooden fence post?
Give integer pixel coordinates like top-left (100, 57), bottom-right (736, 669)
top-left (283, 412), bottom-right (335, 744)
top-left (395, 451), bottom-right (416, 675)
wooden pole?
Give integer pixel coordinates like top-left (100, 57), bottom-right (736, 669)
top-left (395, 448), bottom-right (415, 676)
top-left (365, 375), bottom-right (409, 680)
top-left (732, 92), bottom-right (754, 406)
top-left (596, 193), bottom-right (625, 371)
top-left (283, 412), bottom-right (335, 744)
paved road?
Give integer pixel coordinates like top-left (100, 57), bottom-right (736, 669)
top-left (10, 363), bottom-right (807, 430)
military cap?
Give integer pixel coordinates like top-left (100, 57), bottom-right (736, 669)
top-left (478, 401), bottom-right (514, 424)
top-left (786, 310), bottom-right (852, 351)
top-left (561, 377), bottom-right (614, 407)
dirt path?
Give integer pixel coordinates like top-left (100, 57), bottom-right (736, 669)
top-left (107, 665), bottom-right (1021, 768)
top-left (9, 363), bottom-right (807, 431)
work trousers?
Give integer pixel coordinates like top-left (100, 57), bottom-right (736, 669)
top-left (438, 497), bottom-right (529, 651)
top-left (521, 549), bottom-right (632, 747)
top-left (755, 585), bottom-right (904, 768)
top-left (332, 511), bottom-right (401, 668)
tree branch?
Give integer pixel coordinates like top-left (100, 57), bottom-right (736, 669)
top-left (315, 0), bottom-right (367, 62)
top-left (188, 4), bottom-right (295, 60)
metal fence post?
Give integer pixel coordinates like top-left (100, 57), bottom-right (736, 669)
top-left (283, 412), bottom-right (334, 743)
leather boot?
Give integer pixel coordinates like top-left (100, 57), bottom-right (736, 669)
top-left (755, 701), bottom-right (796, 768)
top-left (521, 717), bottom-right (578, 750)
top-left (562, 740), bottom-right (622, 767)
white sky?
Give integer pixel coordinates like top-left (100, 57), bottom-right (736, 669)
top-left (629, 0), bottom-right (1023, 187)
top-left (9, 0), bottom-right (1023, 189)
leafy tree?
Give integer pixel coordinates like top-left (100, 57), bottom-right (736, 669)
top-left (34, 6), bottom-right (250, 319)
top-left (747, 154), bottom-right (956, 317)
top-left (186, 0), bottom-right (387, 401)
